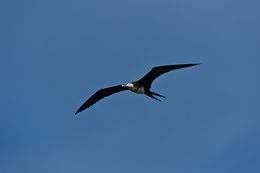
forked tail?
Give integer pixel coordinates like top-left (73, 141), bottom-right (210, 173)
top-left (145, 91), bottom-right (167, 101)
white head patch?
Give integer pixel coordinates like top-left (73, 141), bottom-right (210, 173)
top-left (126, 83), bottom-right (134, 88)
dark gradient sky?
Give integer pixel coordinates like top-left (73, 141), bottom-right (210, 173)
top-left (1, 0), bottom-right (260, 172)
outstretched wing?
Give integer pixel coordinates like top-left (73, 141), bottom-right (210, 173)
top-left (138, 64), bottom-right (199, 88)
top-left (75, 85), bottom-right (128, 114)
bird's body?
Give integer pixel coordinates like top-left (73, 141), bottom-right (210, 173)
top-left (75, 63), bottom-right (199, 114)
top-left (127, 82), bottom-right (145, 94)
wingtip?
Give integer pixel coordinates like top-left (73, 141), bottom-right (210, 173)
top-left (75, 107), bottom-right (88, 115)
top-left (189, 63), bottom-right (200, 67)
top-left (75, 110), bottom-right (81, 115)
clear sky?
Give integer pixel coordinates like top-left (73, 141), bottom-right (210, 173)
top-left (1, 0), bottom-right (260, 172)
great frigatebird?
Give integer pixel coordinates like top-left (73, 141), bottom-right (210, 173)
top-left (75, 63), bottom-right (199, 114)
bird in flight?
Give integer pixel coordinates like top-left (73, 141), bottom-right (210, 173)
top-left (75, 63), bottom-right (199, 114)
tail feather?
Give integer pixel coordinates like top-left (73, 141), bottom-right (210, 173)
top-left (145, 91), bottom-right (166, 101)
top-left (149, 91), bottom-right (167, 99)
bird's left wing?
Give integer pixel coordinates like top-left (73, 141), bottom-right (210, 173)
top-left (138, 64), bottom-right (199, 88)
top-left (75, 85), bottom-right (128, 114)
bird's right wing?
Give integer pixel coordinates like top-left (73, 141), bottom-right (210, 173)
top-left (75, 85), bottom-right (128, 114)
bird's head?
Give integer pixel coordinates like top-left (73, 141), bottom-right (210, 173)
top-left (122, 83), bottom-right (134, 88)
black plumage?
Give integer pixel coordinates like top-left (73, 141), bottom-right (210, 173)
top-left (138, 64), bottom-right (198, 89)
top-left (75, 63), bottom-right (199, 114)
top-left (75, 85), bottom-right (128, 114)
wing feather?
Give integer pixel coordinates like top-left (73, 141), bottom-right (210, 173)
top-left (75, 85), bottom-right (128, 114)
top-left (138, 64), bottom-right (199, 88)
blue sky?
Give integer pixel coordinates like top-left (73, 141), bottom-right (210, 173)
top-left (1, 0), bottom-right (260, 172)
